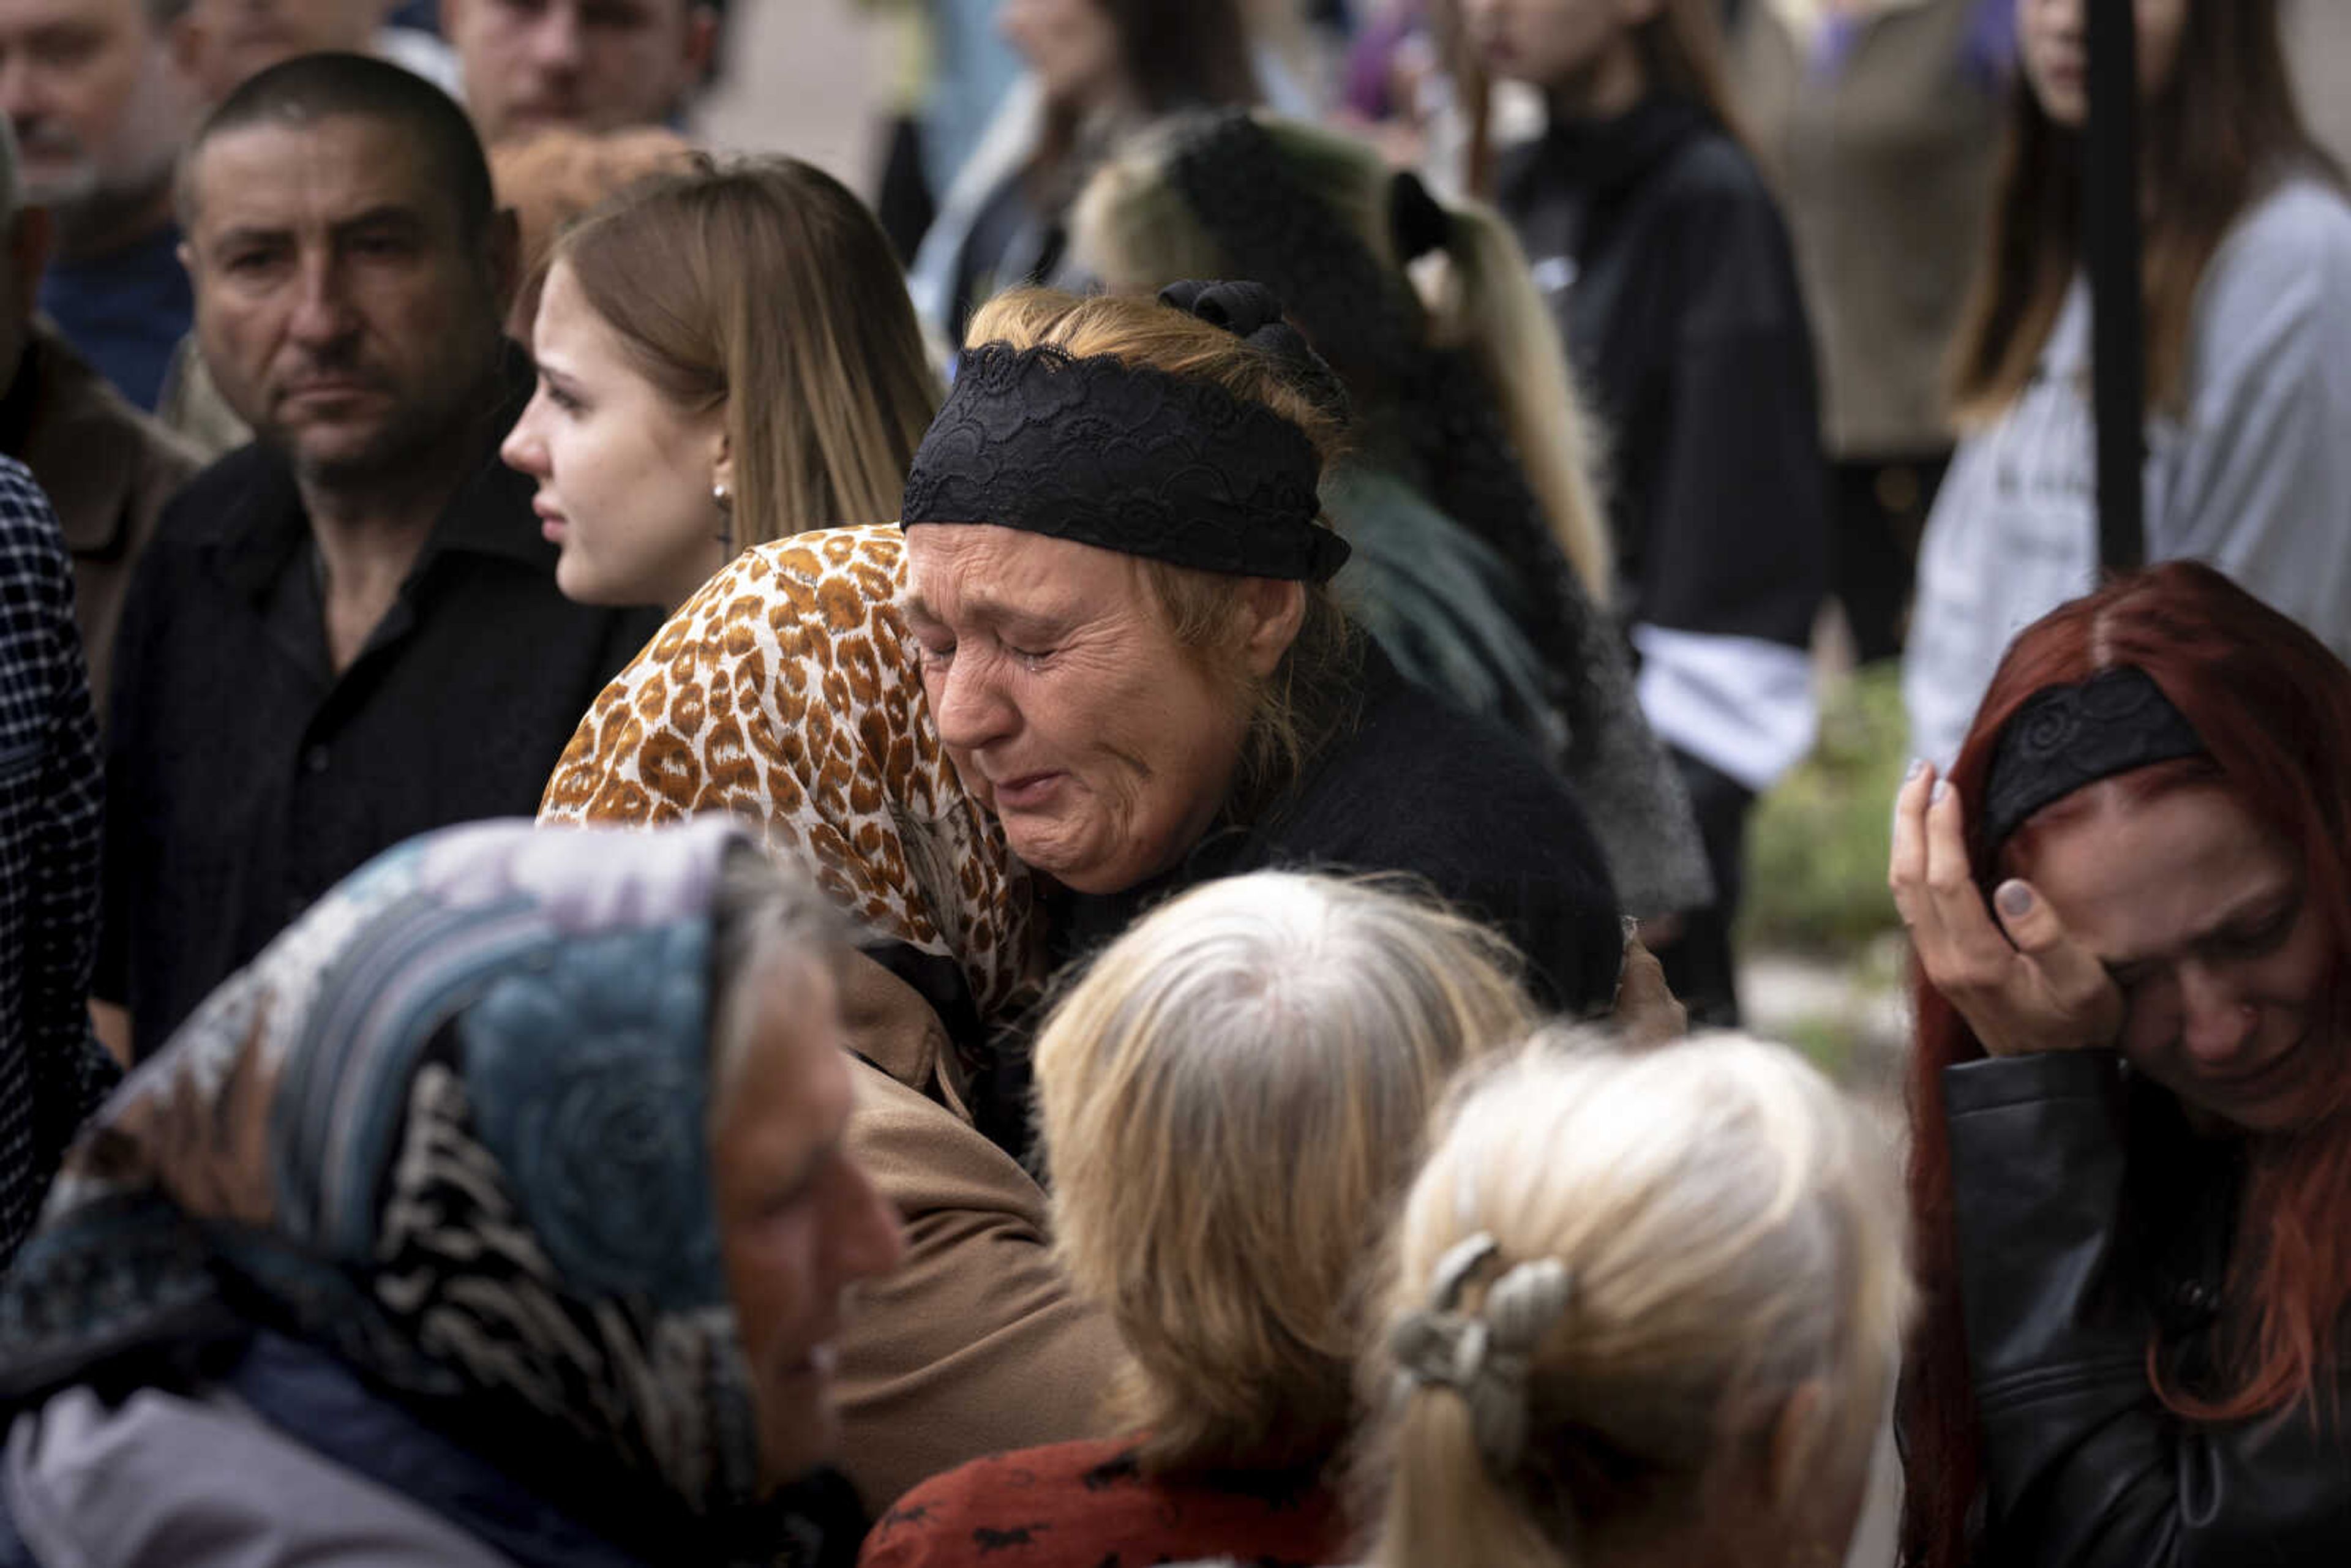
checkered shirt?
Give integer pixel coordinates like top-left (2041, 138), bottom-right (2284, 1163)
top-left (0, 456), bottom-right (113, 1261)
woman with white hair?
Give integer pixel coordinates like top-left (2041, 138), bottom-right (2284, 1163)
top-left (859, 869), bottom-right (1539, 1568)
top-left (1359, 1030), bottom-right (1910, 1568)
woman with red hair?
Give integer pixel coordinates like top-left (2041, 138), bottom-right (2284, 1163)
top-left (1889, 560), bottom-right (2351, 1566)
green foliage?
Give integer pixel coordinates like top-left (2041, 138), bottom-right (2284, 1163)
top-left (1738, 664), bottom-right (1912, 955)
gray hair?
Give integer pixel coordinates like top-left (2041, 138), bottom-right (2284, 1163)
top-left (1032, 869), bottom-right (1539, 1473)
top-left (707, 844), bottom-right (852, 1100)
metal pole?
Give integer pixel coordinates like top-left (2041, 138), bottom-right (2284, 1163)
top-left (2088, 0), bottom-right (2146, 571)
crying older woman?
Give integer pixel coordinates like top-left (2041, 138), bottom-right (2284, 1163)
top-left (899, 281), bottom-right (1625, 1012)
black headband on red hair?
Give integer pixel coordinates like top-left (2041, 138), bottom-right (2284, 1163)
top-left (1980, 666), bottom-right (2208, 857)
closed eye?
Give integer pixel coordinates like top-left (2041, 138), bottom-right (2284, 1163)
top-left (2209, 902), bottom-right (2297, 960)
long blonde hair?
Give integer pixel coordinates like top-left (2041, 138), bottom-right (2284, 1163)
top-left (1033, 871), bottom-right (1537, 1474)
top-left (555, 156), bottom-right (940, 552)
top-left (1072, 113), bottom-right (1614, 604)
top-left (1360, 1030), bottom-right (1911, 1568)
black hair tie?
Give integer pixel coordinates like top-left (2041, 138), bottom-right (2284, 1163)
top-left (1157, 278), bottom-right (1350, 426)
top-left (1158, 278), bottom-right (1317, 362)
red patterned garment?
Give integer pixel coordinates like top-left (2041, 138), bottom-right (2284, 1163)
top-left (857, 1435), bottom-right (1346, 1568)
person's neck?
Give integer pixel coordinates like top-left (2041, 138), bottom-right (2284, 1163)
top-left (298, 400), bottom-right (491, 675)
top-left (51, 175), bottom-right (176, 266)
top-left (1546, 39), bottom-right (1652, 124)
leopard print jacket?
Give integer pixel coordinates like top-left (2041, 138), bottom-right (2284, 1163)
top-left (538, 525), bottom-right (1035, 1022)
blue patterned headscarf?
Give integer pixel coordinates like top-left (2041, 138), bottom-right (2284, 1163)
top-left (0, 819), bottom-right (773, 1540)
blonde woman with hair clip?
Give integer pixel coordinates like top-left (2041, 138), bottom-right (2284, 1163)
top-left (858, 869), bottom-right (1540, 1568)
top-left (1358, 1029), bottom-right (1911, 1568)
top-left (502, 156), bottom-right (941, 612)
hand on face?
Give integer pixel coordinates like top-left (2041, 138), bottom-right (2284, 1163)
top-left (1889, 761), bottom-right (2128, 1059)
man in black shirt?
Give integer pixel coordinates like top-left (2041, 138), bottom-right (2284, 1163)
top-left (93, 54), bottom-right (657, 1057)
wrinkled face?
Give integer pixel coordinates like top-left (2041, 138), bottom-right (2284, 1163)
top-left (0, 0), bottom-right (187, 208)
top-left (445, 0), bottom-right (711, 146)
top-left (997, 0), bottom-right (1121, 112)
top-left (501, 258), bottom-right (727, 610)
top-left (173, 0), bottom-right (377, 107)
top-left (2015, 782), bottom-right (2335, 1133)
top-left (711, 960), bottom-right (904, 1491)
top-left (2017, 0), bottom-right (2189, 129)
top-left (183, 114), bottom-right (507, 487)
top-left (1460, 0), bottom-right (1651, 91)
top-left (904, 524), bottom-right (1276, 897)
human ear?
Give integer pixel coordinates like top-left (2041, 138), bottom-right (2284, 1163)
top-left (710, 424), bottom-right (734, 500)
top-left (1235, 577), bottom-right (1306, 679)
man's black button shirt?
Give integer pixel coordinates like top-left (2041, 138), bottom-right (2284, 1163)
top-left (94, 359), bottom-right (662, 1057)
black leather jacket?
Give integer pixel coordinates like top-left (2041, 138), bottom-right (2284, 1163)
top-left (1945, 1051), bottom-right (2351, 1565)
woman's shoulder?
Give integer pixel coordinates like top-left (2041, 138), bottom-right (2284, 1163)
top-left (1272, 650), bottom-right (1613, 910)
top-left (1658, 124), bottom-right (1779, 210)
top-left (863, 1436), bottom-right (1327, 1566)
top-left (874, 1435), bottom-right (1152, 1520)
top-left (2205, 170), bottom-right (2351, 306)
top-left (0, 1378), bottom-right (523, 1568)
top-left (865, 1438), bottom-right (1176, 1561)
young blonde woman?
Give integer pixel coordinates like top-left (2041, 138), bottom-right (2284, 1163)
top-left (1359, 1029), bottom-right (1910, 1568)
top-left (501, 156), bottom-right (940, 612)
top-left (858, 869), bottom-right (1541, 1568)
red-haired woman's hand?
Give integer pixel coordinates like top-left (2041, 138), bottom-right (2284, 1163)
top-left (1889, 762), bottom-right (2126, 1057)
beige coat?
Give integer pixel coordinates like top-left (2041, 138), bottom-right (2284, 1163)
top-left (1734, 0), bottom-right (2004, 458)
top-left (830, 954), bottom-right (1120, 1509)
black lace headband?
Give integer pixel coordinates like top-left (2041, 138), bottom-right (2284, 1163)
top-left (1980, 666), bottom-right (2208, 857)
top-left (899, 280), bottom-right (1351, 582)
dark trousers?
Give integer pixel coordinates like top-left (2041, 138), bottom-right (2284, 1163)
top-left (1657, 748), bottom-right (1752, 1028)
top-left (1831, 452), bottom-right (1950, 664)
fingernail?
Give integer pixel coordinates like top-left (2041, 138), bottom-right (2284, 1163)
top-left (1996, 881), bottom-right (2033, 918)
top-left (1930, 780), bottom-right (1951, 805)
top-left (1904, 757), bottom-right (1926, 782)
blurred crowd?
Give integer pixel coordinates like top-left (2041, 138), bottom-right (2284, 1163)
top-left (0, 1), bottom-right (2346, 1566)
